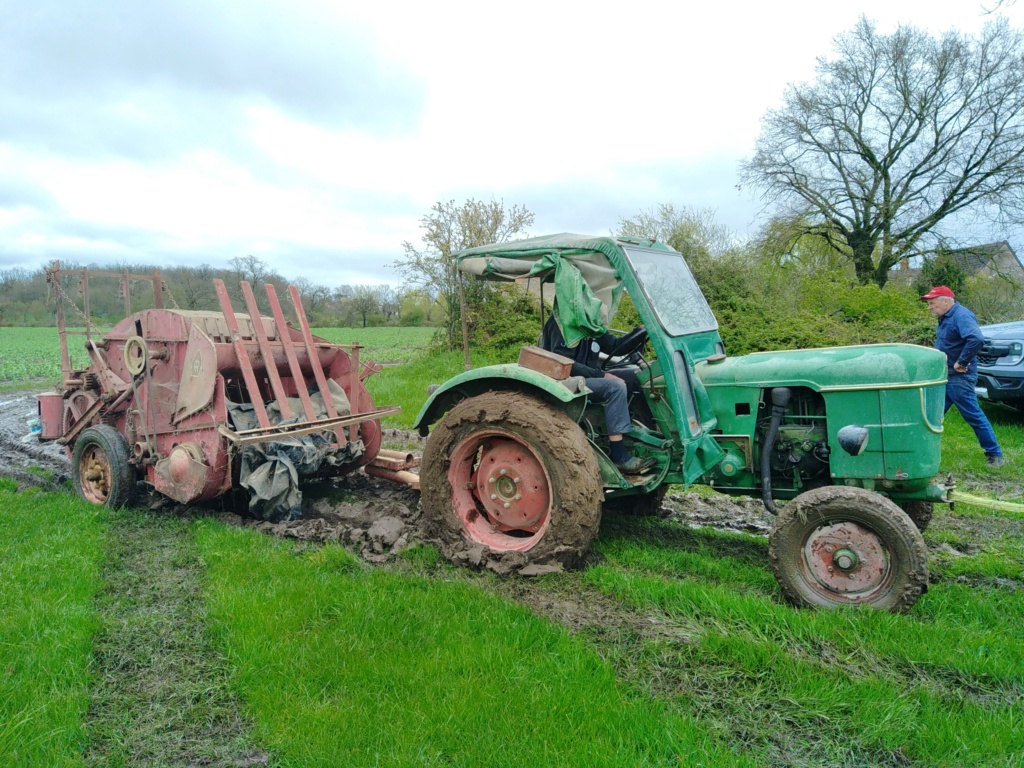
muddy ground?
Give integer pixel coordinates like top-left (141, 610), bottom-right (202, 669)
top-left (0, 389), bottom-right (779, 569)
top-left (2, 388), bottom-right (1018, 582)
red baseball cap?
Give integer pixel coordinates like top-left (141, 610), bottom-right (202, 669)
top-left (920, 286), bottom-right (954, 301)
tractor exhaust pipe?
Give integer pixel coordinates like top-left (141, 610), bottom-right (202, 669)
top-left (760, 387), bottom-right (791, 515)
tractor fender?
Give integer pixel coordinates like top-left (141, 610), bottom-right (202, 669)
top-left (413, 364), bottom-right (589, 436)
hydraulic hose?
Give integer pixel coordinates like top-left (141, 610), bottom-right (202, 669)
top-left (760, 387), bottom-right (791, 515)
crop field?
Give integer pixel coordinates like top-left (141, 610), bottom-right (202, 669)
top-left (0, 328), bottom-right (92, 384)
top-left (0, 326), bottom-right (435, 385)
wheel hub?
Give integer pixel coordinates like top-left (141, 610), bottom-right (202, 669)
top-left (803, 521), bottom-right (891, 597)
top-left (447, 430), bottom-right (553, 552)
top-left (473, 442), bottom-right (549, 530)
top-left (80, 447), bottom-right (112, 503)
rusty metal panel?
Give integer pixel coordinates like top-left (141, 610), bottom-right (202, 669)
top-left (174, 322), bottom-right (219, 423)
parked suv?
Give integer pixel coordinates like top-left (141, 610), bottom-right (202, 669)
top-left (977, 321), bottom-right (1024, 410)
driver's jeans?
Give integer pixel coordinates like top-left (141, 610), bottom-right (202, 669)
top-left (584, 375), bottom-right (632, 436)
top-left (945, 372), bottom-right (1002, 457)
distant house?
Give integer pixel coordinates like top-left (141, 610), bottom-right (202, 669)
top-left (893, 240), bottom-right (1024, 286)
top-left (947, 241), bottom-right (1024, 282)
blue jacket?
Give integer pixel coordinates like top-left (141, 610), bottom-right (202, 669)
top-left (935, 302), bottom-right (985, 375)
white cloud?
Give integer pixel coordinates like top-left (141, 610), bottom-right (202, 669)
top-left (1, 0), bottom-right (1022, 284)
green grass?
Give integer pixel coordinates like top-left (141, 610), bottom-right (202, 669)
top-left (0, 481), bottom-right (104, 768)
top-left (584, 518), bottom-right (1023, 767)
top-left (313, 326), bottom-right (435, 365)
top-left (194, 520), bottom-right (753, 767)
top-left (0, 325), bottom-right (436, 386)
top-left (366, 347), bottom-right (512, 429)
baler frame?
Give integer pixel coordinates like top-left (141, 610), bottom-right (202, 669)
top-left (40, 262), bottom-right (402, 515)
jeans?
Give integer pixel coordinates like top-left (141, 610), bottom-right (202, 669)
top-left (584, 376), bottom-right (632, 436)
top-left (945, 372), bottom-right (1002, 457)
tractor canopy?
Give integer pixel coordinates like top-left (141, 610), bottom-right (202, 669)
top-left (457, 233), bottom-right (641, 347)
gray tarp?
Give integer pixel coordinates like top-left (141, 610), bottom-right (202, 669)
top-left (228, 379), bottom-right (364, 521)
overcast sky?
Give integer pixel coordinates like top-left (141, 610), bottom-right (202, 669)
top-left (2, 0), bottom-right (1021, 287)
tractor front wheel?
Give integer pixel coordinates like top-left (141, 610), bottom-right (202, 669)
top-left (421, 392), bottom-right (602, 568)
top-left (769, 486), bottom-right (928, 613)
top-left (71, 425), bottom-right (135, 508)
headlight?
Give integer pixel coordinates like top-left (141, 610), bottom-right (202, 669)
top-left (1005, 341), bottom-right (1024, 366)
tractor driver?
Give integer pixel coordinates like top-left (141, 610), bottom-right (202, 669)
top-left (542, 313), bottom-right (655, 474)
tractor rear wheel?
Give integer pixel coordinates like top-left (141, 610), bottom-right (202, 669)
top-left (71, 425), bottom-right (135, 508)
top-left (421, 391), bottom-right (602, 568)
top-left (769, 486), bottom-right (928, 613)
top-left (899, 501), bottom-right (933, 532)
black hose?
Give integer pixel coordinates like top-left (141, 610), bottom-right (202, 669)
top-left (760, 387), bottom-right (791, 514)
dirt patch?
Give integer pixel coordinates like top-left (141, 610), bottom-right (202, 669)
top-left (0, 391), bottom-right (73, 489)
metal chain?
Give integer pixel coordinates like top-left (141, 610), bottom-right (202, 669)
top-left (48, 272), bottom-right (100, 333)
top-left (162, 281), bottom-right (181, 310)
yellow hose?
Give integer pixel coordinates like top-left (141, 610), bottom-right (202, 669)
top-left (948, 490), bottom-right (1024, 514)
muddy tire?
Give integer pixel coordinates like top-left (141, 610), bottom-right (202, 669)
top-left (71, 425), bottom-right (135, 508)
top-left (420, 391), bottom-right (602, 568)
top-left (603, 486), bottom-right (668, 517)
top-left (769, 486), bottom-right (928, 613)
top-left (899, 501), bottom-right (933, 532)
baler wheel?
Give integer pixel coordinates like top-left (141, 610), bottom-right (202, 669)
top-left (421, 392), bottom-right (602, 567)
top-left (769, 486), bottom-right (928, 613)
top-left (72, 425), bottom-right (135, 508)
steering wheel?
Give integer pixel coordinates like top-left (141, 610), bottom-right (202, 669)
top-left (603, 325), bottom-right (648, 369)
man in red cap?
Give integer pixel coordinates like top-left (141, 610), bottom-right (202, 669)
top-left (922, 286), bottom-right (1004, 467)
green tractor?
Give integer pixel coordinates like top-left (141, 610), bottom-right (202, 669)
top-left (414, 234), bottom-right (948, 612)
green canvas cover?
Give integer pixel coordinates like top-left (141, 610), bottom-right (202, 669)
top-left (457, 233), bottom-right (625, 348)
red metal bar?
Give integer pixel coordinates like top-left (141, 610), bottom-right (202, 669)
top-left (349, 342), bottom-right (361, 444)
top-left (81, 268), bottom-right (91, 346)
top-left (240, 281), bottom-right (293, 420)
top-left (288, 285), bottom-right (347, 447)
top-left (122, 268), bottom-right (131, 318)
top-left (49, 263), bottom-right (73, 382)
top-left (214, 279), bottom-right (271, 429)
top-left (263, 284), bottom-right (318, 425)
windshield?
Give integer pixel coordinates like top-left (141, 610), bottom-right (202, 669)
top-left (623, 247), bottom-right (718, 336)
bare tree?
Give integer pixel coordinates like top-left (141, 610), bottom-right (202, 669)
top-left (392, 198), bottom-right (534, 350)
top-left (618, 204), bottom-right (734, 261)
top-left (179, 264), bottom-right (215, 309)
top-left (349, 285), bottom-right (382, 328)
top-left (292, 277), bottom-right (332, 317)
top-left (740, 17), bottom-right (1024, 287)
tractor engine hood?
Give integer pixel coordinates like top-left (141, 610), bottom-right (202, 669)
top-left (695, 343), bottom-right (947, 392)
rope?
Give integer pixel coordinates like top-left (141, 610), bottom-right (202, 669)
top-left (948, 490), bottom-right (1024, 515)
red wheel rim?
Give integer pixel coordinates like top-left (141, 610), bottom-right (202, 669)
top-left (801, 520), bottom-right (894, 603)
top-left (79, 444), bottom-right (113, 504)
top-left (447, 429), bottom-right (552, 552)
